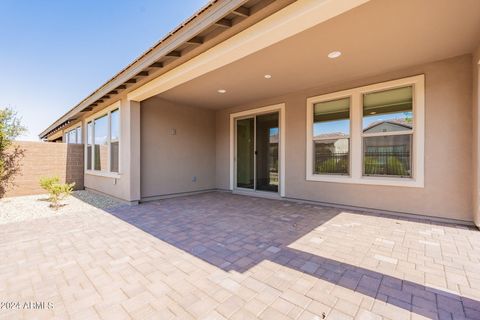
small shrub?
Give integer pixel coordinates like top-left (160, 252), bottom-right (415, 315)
top-left (364, 156), bottom-right (380, 175)
top-left (317, 158), bottom-right (348, 174)
top-left (39, 176), bottom-right (75, 210)
top-left (364, 156), bottom-right (409, 176)
top-left (386, 156), bottom-right (409, 176)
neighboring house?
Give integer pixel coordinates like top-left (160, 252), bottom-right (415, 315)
top-left (363, 119), bottom-right (412, 134)
top-left (40, 0), bottom-right (480, 227)
top-left (313, 133), bottom-right (349, 155)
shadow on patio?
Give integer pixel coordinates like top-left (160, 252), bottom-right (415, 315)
top-left (109, 192), bottom-right (480, 319)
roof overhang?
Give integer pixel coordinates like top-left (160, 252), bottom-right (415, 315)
top-left (126, 0), bottom-right (370, 102)
top-left (155, 0), bottom-right (480, 110)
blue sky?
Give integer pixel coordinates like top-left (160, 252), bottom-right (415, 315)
top-left (0, 0), bottom-right (208, 140)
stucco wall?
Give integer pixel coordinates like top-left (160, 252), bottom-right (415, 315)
top-left (5, 141), bottom-right (84, 197)
top-left (473, 46), bottom-right (480, 227)
top-left (216, 54), bottom-right (473, 221)
top-left (140, 97), bottom-right (216, 198)
top-left (83, 98), bottom-right (141, 203)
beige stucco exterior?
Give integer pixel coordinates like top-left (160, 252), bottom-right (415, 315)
top-left (216, 55), bottom-right (473, 222)
top-left (473, 45), bottom-right (480, 227)
top-left (83, 98), bottom-right (140, 202)
top-left (41, 1), bottom-right (480, 224)
top-left (140, 97), bottom-right (216, 199)
top-left (58, 54), bottom-right (477, 222)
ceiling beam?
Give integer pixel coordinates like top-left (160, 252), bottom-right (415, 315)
top-left (109, 90), bottom-right (118, 95)
top-left (215, 18), bottom-right (232, 28)
top-left (150, 62), bottom-right (163, 68)
top-left (96, 99), bottom-right (104, 103)
top-left (103, 95), bottom-right (110, 99)
top-left (186, 36), bottom-right (204, 45)
top-left (81, 107), bottom-right (93, 112)
top-left (137, 71), bottom-right (149, 76)
top-left (125, 79), bottom-right (137, 84)
top-left (232, 6), bottom-right (250, 17)
top-left (166, 51), bottom-right (182, 58)
top-left (117, 85), bottom-right (127, 90)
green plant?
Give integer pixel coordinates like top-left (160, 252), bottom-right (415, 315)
top-left (386, 156), bottom-right (409, 176)
top-left (0, 108), bottom-right (26, 197)
top-left (39, 176), bottom-right (75, 210)
top-left (364, 156), bottom-right (380, 175)
top-left (317, 158), bottom-right (348, 174)
top-left (364, 156), bottom-right (409, 176)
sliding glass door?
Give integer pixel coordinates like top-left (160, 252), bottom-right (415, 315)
top-left (236, 112), bottom-right (279, 193)
top-left (236, 118), bottom-right (255, 189)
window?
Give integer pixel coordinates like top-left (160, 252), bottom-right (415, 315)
top-left (86, 122), bottom-right (92, 170)
top-left (363, 86), bottom-right (413, 177)
top-left (306, 75), bottom-right (424, 187)
top-left (76, 127), bottom-right (82, 144)
top-left (86, 103), bottom-right (120, 175)
top-left (313, 97), bottom-right (350, 175)
top-left (65, 126), bottom-right (82, 144)
top-left (110, 109), bottom-right (119, 173)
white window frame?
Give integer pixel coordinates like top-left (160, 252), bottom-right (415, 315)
top-left (229, 103), bottom-right (286, 197)
top-left (85, 101), bottom-right (121, 178)
top-left (76, 126), bottom-right (82, 144)
top-left (64, 123), bottom-right (82, 144)
top-left (306, 75), bottom-right (425, 188)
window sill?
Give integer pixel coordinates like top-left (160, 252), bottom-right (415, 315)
top-left (306, 174), bottom-right (424, 188)
top-left (85, 170), bottom-right (121, 179)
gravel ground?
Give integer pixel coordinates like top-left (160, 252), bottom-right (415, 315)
top-left (0, 190), bottom-right (124, 225)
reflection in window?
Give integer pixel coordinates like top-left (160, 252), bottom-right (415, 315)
top-left (94, 115), bottom-right (108, 171)
top-left (88, 108), bottom-right (120, 173)
top-left (86, 122), bottom-right (92, 170)
top-left (110, 109), bottom-right (119, 173)
top-left (76, 127), bottom-right (82, 144)
top-left (313, 97), bottom-right (350, 175)
top-left (65, 126), bottom-right (82, 144)
top-left (364, 135), bottom-right (412, 176)
top-left (363, 86), bottom-right (413, 177)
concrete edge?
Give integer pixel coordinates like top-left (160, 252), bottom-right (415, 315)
top-left (84, 187), bottom-right (139, 206)
top-left (218, 188), bottom-right (475, 228)
top-left (283, 196), bottom-right (475, 228)
top-left (140, 189), bottom-right (218, 202)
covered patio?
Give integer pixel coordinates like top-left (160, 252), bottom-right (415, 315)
top-left (2, 192), bottom-right (479, 319)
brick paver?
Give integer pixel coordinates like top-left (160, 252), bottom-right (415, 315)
top-left (1, 192), bottom-right (479, 319)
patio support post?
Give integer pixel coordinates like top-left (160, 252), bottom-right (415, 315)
top-left (474, 47), bottom-right (480, 228)
top-left (121, 98), bottom-right (141, 203)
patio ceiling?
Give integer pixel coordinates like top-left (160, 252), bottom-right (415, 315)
top-left (158, 0), bottom-right (480, 109)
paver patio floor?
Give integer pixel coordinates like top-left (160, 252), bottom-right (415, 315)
top-left (1, 192), bottom-right (479, 320)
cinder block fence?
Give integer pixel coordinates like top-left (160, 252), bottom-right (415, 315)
top-left (5, 141), bottom-right (84, 197)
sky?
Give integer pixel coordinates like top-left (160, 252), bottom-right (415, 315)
top-left (0, 0), bottom-right (209, 140)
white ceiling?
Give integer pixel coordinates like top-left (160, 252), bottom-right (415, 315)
top-left (158, 0), bottom-right (480, 109)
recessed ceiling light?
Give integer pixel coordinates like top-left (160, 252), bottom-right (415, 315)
top-left (264, 74), bottom-right (272, 79)
top-left (217, 89), bottom-right (226, 94)
top-left (370, 111), bottom-right (377, 115)
top-left (327, 51), bottom-right (342, 59)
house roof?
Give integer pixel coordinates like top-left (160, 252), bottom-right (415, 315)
top-left (39, 0), bottom-right (294, 139)
top-left (363, 119), bottom-right (413, 132)
top-left (313, 119), bottom-right (412, 140)
top-left (314, 132), bottom-right (349, 140)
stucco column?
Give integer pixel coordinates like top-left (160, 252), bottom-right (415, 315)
top-left (474, 48), bottom-right (480, 228)
top-left (121, 98), bottom-right (141, 203)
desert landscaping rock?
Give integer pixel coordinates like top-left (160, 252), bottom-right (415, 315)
top-left (0, 190), bottom-right (123, 225)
